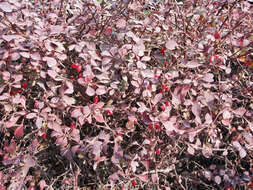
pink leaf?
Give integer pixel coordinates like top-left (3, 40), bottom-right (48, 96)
top-left (26, 113), bottom-right (37, 119)
top-left (232, 107), bottom-right (246, 117)
top-left (239, 39), bottom-right (250, 47)
top-left (62, 95), bottom-right (75, 105)
top-left (50, 25), bottom-right (64, 35)
top-left (131, 160), bottom-right (139, 173)
top-left (86, 86), bottom-right (95, 96)
top-left (116, 18), bottom-right (126, 28)
top-left (109, 173), bottom-right (120, 183)
top-left (39, 180), bottom-right (48, 190)
top-left (182, 60), bottom-right (201, 68)
top-left (71, 108), bottom-right (83, 118)
top-left (222, 110), bottom-right (231, 119)
top-left (2, 35), bottom-right (16, 42)
top-left (48, 122), bottom-right (62, 133)
top-left (180, 85), bottom-right (190, 100)
top-left (5, 115), bottom-right (20, 128)
top-left (65, 81), bottom-right (74, 94)
top-left (205, 113), bottom-right (212, 124)
top-left (31, 52), bottom-right (41, 61)
top-left (239, 148), bottom-right (247, 158)
top-left (43, 57), bottom-right (57, 67)
top-left (93, 156), bottom-right (106, 170)
top-left (202, 73), bottom-right (214, 82)
top-left (165, 39), bottom-right (177, 50)
top-left (136, 174), bottom-right (148, 182)
top-left (47, 70), bottom-right (58, 79)
top-left (141, 56), bottom-right (151, 62)
top-left (247, 120), bottom-right (253, 133)
top-left (82, 106), bottom-right (91, 118)
top-left (151, 173), bottom-right (159, 183)
top-left (187, 145), bottom-right (195, 155)
top-left (0, 93), bottom-right (10, 100)
top-left (94, 113), bottom-right (104, 123)
top-left (232, 141), bottom-right (242, 150)
top-left (2, 71), bottom-right (10, 81)
top-left (214, 176), bottom-right (221, 184)
top-left (0, 2), bottom-right (14, 12)
top-left (55, 136), bottom-right (68, 146)
top-left (20, 52), bottom-right (30, 58)
top-left (152, 93), bottom-right (163, 105)
top-left (96, 86), bottom-right (107, 95)
top-left (14, 123), bottom-right (24, 137)
top-left (24, 155), bottom-right (35, 167)
top-left (126, 121), bottom-right (135, 131)
top-left (111, 141), bottom-right (123, 165)
top-left (92, 141), bottom-right (102, 156)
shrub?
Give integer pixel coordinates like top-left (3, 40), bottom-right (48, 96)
top-left (0, 0), bottom-right (252, 189)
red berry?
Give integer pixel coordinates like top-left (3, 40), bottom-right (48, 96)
top-left (72, 64), bottom-right (77, 68)
top-left (160, 105), bottom-right (165, 111)
top-left (214, 31), bottom-right (220, 39)
top-left (104, 26), bottom-right (112, 35)
top-left (70, 123), bottom-right (75, 129)
top-left (248, 183), bottom-right (253, 188)
top-left (132, 180), bottom-right (137, 187)
top-left (160, 48), bottom-right (165, 55)
top-left (106, 110), bottom-right (112, 115)
top-left (165, 100), bottom-right (170, 106)
top-left (93, 95), bottom-right (99, 104)
top-left (244, 59), bottom-right (251, 67)
top-left (76, 65), bottom-right (82, 72)
top-left (93, 83), bottom-right (97, 88)
top-left (42, 133), bottom-right (47, 139)
top-left (246, 87), bottom-right (251, 94)
top-left (209, 56), bottom-right (214, 63)
top-left (154, 122), bottom-right (160, 128)
top-left (161, 83), bottom-right (166, 89)
top-left (22, 82), bottom-right (28, 88)
top-left (156, 147), bottom-right (161, 154)
top-left (148, 124), bottom-right (153, 131)
top-left (10, 91), bottom-right (17, 95)
top-left (17, 89), bottom-right (22, 93)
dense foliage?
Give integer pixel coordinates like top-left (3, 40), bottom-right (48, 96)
top-left (0, 0), bottom-right (252, 189)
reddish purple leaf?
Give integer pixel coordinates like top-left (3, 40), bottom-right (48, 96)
top-left (192, 102), bottom-right (202, 124)
top-left (14, 123), bottom-right (24, 137)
